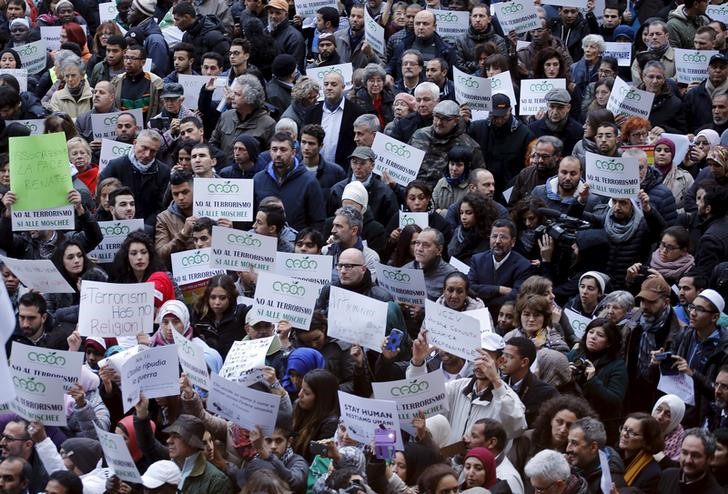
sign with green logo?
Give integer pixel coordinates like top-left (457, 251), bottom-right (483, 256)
top-left (606, 76), bottom-right (654, 119)
top-left (375, 262), bottom-right (428, 306)
top-left (252, 272), bottom-right (319, 329)
top-left (371, 132), bottom-right (425, 187)
top-left (210, 226), bottom-right (277, 272)
top-left (9, 367), bottom-right (66, 426)
top-left (16, 40), bottom-right (46, 75)
top-left (90, 219), bottom-right (144, 263)
top-left (519, 78), bottom-right (567, 116)
top-left (584, 151), bottom-right (640, 199)
top-left (92, 109), bottom-right (144, 140)
top-left (193, 178), bottom-right (254, 221)
top-left (493, 0), bottom-right (540, 34)
top-left (364, 8), bottom-right (385, 55)
top-left (398, 211), bottom-right (429, 229)
top-left (431, 8), bottom-right (469, 37)
top-left (171, 247), bottom-right (225, 286)
top-left (98, 2), bottom-right (118, 22)
top-left (95, 425), bottom-right (143, 483)
top-left (675, 48), bottom-right (717, 84)
top-left (564, 308), bottom-right (593, 340)
top-left (10, 341), bottom-right (83, 393)
top-left (99, 138), bottom-right (132, 173)
top-left (274, 252), bottom-right (332, 288)
top-left (172, 329), bottom-right (210, 390)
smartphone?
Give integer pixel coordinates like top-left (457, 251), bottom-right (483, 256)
top-left (309, 441), bottom-right (329, 458)
top-left (374, 427), bottom-right (397, 462)
top-left (385, 329), bottom-right (404, 352)
top-left (657, 352), bottom-right (679, 376)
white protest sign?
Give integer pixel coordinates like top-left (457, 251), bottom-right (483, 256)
top-left (10, 366), bottom-right (66, 425)
top-left (210, 226), bottom-right (277, 272)
top-left (5, 119), bottom-right (44, 135)
top-left (252, 272), bottom-right (319, 329)
top-left (219, 336), bottom-right (274, 381)
top-left (584, 151), bottom-right (640, 199)
top-left (564, 308), bottom-right (592, 340)
top-left (662, 133), bottom-right (691, 164)
top-left (78, 281), bottom-right (155, 337)
top-left (178, 74), bottom-right (226, 110)
top-left (98, 2), bottom-right (118, 22)
top-left (372, 371), bottom-right (448, 435)
top-left (603, 42), bottom-right (632, 67)
top-left (371, 132), bottom-right (425, 187)
top-left (171, 248), bottom-right (225, 286)
top-left (424, 299), bottom-right (481, 361)
top-left (172, 330), bottom-right (210, 390)
top-left (10, 342), bottom-right (83, 392)
top-left (454, 67), bottom-right (491, 110)
top-left (0, 69), bottom-right (28, 92)
top-left (493, 0), bottom-right (540, 34)
top-left (91, 109), bottom-right (144, 140)
top-left (468, 307), bottom-right (494, 340)
top-left (99, 139), bottom-right (132, 172)
top-left (40, 26), bottom-right (63, 51)
top-left (490, 71), bottom-right (517, 107)
top-left (658, 371), bottom-right (695, 406)
top-left (119, 345), bottom-right (180, 411)
top-left (98, 345), bottom-right (142, 375)
top-left (606, 77), bottom-right (654, 119)
top-left (328, 286), bottom-right (388, 352)
top-left (516, 40), bottom-right (531, 51)
top-left (0, 256), bottom-right (74, 293)
top-left (338, 391), bottom-right (404, 449)
top-left (0, 357), bottom-right (15, 407)
top-left (519, 78), bottom-right (566, 116)
top-left (375, 263), bottom-right (428, 306)
top-left (294, 0), bottom-right (337, 17)
top-left (432, 9), bottom-right (470, 38)
top-left (207, 374), bottom-right (280, 436)
top-left (95, 426), bottom-right (143, 484)
top-left (0, 282), bottom-right (15, 343)
top-left (193, 178), bottom-right (254, 221)
top-left (274, 252), bottom-right (332, 289)
top-left (675, 48), bottom-right (716, 84)
top-left (12, 206), bottom-right (74, 231)
top-left (89, 219), bottom-right (144, 264)
top-left (15, 40), bottom-right (47, 75)
top-left (364, 8), bottom-right (385, 55)
top-left (449, 256), bottom-right (470, 275)
top-left (399, 211), bottom-right (428, 229)
top-left (708, 4), bottom-right (728, 24)
top-left (306, 63), bottom-right (354, 100)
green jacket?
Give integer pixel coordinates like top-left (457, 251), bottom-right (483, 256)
top-left (180, 453), bottom-right (235, 494)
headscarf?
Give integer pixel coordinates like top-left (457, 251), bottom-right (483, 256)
top-left (708, 145), bottom-right (728, 176)
top-left (463, 447), bottom-right (498, 488)
top-left (696, 129), bottom-right (720, 147)
top-left (117, 415), bottom-right (157, 462)
top-left (652, 394), bottom-right (685, 435)
top-left (653, 137), bottom-right (675, 177)
top-left (152, 300), bottom-right (193, 346)
top-left (148, 272), bottom-right (175, 308)
top-left (425, 415), bottom-right (451, 448)
top-left (281, 348), bottom-right (325, 392)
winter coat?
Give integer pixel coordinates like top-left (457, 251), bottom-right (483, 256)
top-left (682, 80), bottom-right (715, 132)
top-left (657, 467), bottom-right (724, 494)
top-left (570, 57), bottom-right (600, 101)
top-left (455, 25), bottom-right (508, 73)
top-left (155, 201), bottom-right (194, 269)
top-left (503, 326), bottom-right (570, 353)
top-left (388, 112), bottom-right (432, 144)
top-left (667, 6), bottom-right (710, 49)
top-left (192, 304), bottom-right (249, 360)
top-left (631, 47), bottom-right (676, 84)
top-left (310, 155), bottom-right (347, 199)
top-left (49, 82), bottom-right (93, 119)
top-left (528, 116), bottom-right (583, 156)
top-left (386, 30), bottom-right (456, 79)
top-left (508, 165), bottom-right (553, 206)
top-left (110, 70), bottom-right (164, 119)
top-left (65, 390), bottom-right (111, 438)
top-left (129, 17), bottom-right (170, 77)
top-left (550, 12), bottom-right (597, 61)
top-left (469, 249), bottom-right (534, 313)
top-left (328, 175), bottom-right (399, 229)
top-left (646, 84), bottom-right (687, 133)
top-left (182, 15), bottom-right (231, 72)
top-left (531, 176), bottom-right (602, 214)
top-left (432, 177), bottom-right (470, 212)
top-left (265, 77), bottom-right (293, 117)
top-left (334, 28), bottom-right (383, 69)
top-left (211, 107), bottom-right (276, 159)
top-left (195, 0), bottom-right (233, 35)
top-left (402, 257), bottom-right (458, 302)
top-left (347, 86), bottom-right (395, 126)
top-left (18, 91), bottom-right (48, 119)
top-left (692, 215), bottom-right (728, 281)
top-left (267, 21), bottom-right (306, 71)
top-left (641, 166), bottom-right (678, 226)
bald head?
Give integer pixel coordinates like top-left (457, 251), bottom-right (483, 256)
top-left (337, 248), bottom-right (367, 286)
top-left (469, 169), bottom-right (495, 199)
top-left (414, 10), bottom-right (436, 39)
top-left (93, 81), bottom-right (116, 112)
top-left (323, 72), bottom-right (345, 104)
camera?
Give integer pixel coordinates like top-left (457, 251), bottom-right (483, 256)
top-left (572, 357), bottom-right (588, 374)
top-left (534, 208), bottom-right (593, 247)
top-left (638, 265), bottom-right (650, 276)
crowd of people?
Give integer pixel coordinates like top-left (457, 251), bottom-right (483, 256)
top-left (2, 0), bottom-right (728, 493)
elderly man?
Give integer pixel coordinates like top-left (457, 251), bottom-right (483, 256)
top-left (525, 449), bottom-right (588, 494)
top-left (509, 136), bottom-right (563, 206)
top-left (75, 81), bottom-right (119, 155)
top-left (402, 227), bottom-right (457, 301)
top-left (410, 100), bottom-right (484, 187)
top-left (565, 418), bottom-right (626, 493)
top-left (390, 82), bottom-right (438, 143)
top-left (393, 50), bottom-right (424, 95)
top-left (705, 366), bottom-right (728, 430)
top-left (264, 0), bottom-right (305, 70)
top-left (528, 88), bottom-right (583, 155)
top-left (455, 4), bottom-right (507, 73)
top-left (321, 206), bottom-right (380, 278)
top-left (632, 20), bottom-right (676, 83)
top-left (658, 429), bottom-right (724, 494)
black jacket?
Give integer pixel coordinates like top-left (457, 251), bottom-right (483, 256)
top-left (693, 215), bottom-right (728, 281)
top-left (508, 371), bottom-right (559, 428)
top-left (529, 116), bottom-right (583, 156)
top-left (682, 80), bottom-right (713, 132)
top-left (657, 468), bottom-right (724, 494)
top-left (389, 111), bottom-right (432, 144)
top-left (183, 15), bottom-right (231, 72)
top-left (641, 166), bottom-right (678, 226)
top-left (305, 99), bottom-right (365, 169)
top-left (192, 303), bottom-right (250, 360)
top-left (648, 85), bottom-right (687, 133)
top-left (328, 176), bottom-right (399, 229)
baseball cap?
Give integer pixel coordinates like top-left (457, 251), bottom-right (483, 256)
top-left (163, 415), bottom-right (205, 449)
top-left (141, 461), bottom-right (181, 489)
top-left (545, 88), bottom-right (571, 105)
top-left (348, 146), bottom-right (376, 161)
top-left (265, 0), bottom-right (288, 11)
top-left (696, 289), bottom-right (725, 313)
top-left (490, 94), bottom-right (511, 117)
top-left (160, 82), bottom-right (184, 99)
top-left (636, 277), bottom-right (671, 302)
top-left (710, 53), bottom-right (728, 66)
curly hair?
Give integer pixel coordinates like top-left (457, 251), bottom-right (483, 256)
top-left (534, 47), bottom-right (570, 80)
top-left (532, 395), bottom-right (596, 451)
top-left (620, 116), bottom-right (652, 144)
top-left (110, 231), bottom-right (163, 283)
top-left (458, 192), bottom-right (498, 238)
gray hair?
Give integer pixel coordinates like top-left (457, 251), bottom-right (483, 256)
top-left (60, 54), bottom-right (85, 73)
top-left (362, 63), bottom-right (386, 84)
top-left (414, 81), bottom-right (440, 101)
top-left (647, 19), bottom-right (668, 33)
top-left (622, 148), bottom-right (648, 162)
top-left (684, 428), bottom-right (717, 457)
top-left (643, 60), bottom-right (666, 74)
top-left (137, 128), bottom-right (163, 143)
top-left (601, 290), bottom-right (635, 311)
top-left (232, 74), bottom-right (266, 108)
top-left (353, 114), bottom-right (380, 132)
top-left (276, 118), bottom-right (298, 135)
top-left (334, 205), bottom-right (364, 233)
top-left (421, 227), bottom-right (445, 248)
top-left (536, 135), bottom-right (564, 157)
top-left (524, 450), bottom-right (571, 483)
top-left (54, 49), bottom-right (76, 69)
top-left (582, 34), bottom-right (605, 53)
top-left (291, 76), bottom-right (320, 101)
top-left (572, 417), bottom-right (607, 449)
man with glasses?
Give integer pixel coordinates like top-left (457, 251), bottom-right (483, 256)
top-left (402, 227), bottom-right (457, 301)
top-left (509, 136), bottom-right (562, 206)
top-left (529, 89), bottom-right (582, 155)
top-left (705, 365), bottom-right (728, 430)
top-left (110, 44), bottom-right (164, 121)
top-left (393, 50), bottom-right (425, 96)
top-left (0, 420), bottom-right (46, 494)
top-left (658, 428), bottom-right (724, 494)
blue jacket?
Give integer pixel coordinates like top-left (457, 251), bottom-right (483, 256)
top-left (253, 159), bottom-right (326, 231)
top-left (468, 249), bottom-right (534, 312)
top-left (129, 17), bottom-right (170, 77)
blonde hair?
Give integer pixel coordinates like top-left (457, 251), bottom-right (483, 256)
top-left (67, 137), bottom-right (92, 157)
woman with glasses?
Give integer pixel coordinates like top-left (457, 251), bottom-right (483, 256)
top-left (620, 116), bottom-right (657, 146)
top-left (504, 294), bottom-right (569, 352)
top-left (638, 60), bottom-right (686, 133)
top-left (348, 63), bottom-right (395, 128)
top-left (682, 129), bottom-right (720, 179)
top-left (618, 413), bottom-right (663, 494)
top-left (626, 226), bottom-right (694, 287)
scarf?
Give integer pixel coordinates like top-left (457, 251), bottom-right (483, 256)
top-left (603, 203), bottom-right (644, 243)
top-left (128, 148), bottom-right (154, 173)
top-left (706, 77), bottom-right (728, 99)
top-left (230, 424), bottom-right (258, 460)
top-left (649, 250), bottom-right (694, 281)
top-left (654, 160), bottom-right (672, 178)
top-left (663, 425), bottom-right (684, 461)
top-left (68, 80), bottom-right (85, 101)
top-left (624, 450), bottom-right (653, 486)
top-left (349, 28), bottom-right (364, 49)
top-left (544, 116), bottom-right (568, 133)
top-left (637, 305), bottom-right (670, 375)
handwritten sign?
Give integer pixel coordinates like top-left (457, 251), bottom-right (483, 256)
top-left (371, 132), bottom-right (425, 187)
top-left (0, 256), bottom-right (75, 293)
top-left (603, 42), bottom-right (632, 67)
top-left (306, 63), bottom-right (353, 100)
top-left (375, 263), bottom-right (428, 306)
top-left (177, 74), bottom-right (226, 110)
top-left (91, 109), bottom-right (144, 140)
top-left (606, 77), bottom-right (654, 119)
top-left (15, 40), bottom-right (47, 75)
top-left (493, 0), bottom-right (540, 34)
top-left (210, 226), bottom-right (277, 272)
top-left (99, 139), bottom-right (132, 172)
top-left (519, 78), bottom-right (566, 116)
top-left (431, 9), bottom-right (470, 38)
top-left (5, 119), bottom-right (44, 135)
top-left (10, 342), bottom-right (83, 393)
top-left (119, 345), bottom-right (180, 411)
top-left (10, 366), bottom-right (66, 425)
top-left (274, 252), bottom-right (332, 289)
top-left (564, 308), bottom-right (592, 340)
top-left (89, 219), bottom-right (144, 263)
top-left (95, 425), bottom-right (143, 483)
top-left (328, 286), bottom-right (388, 352)
top-left (675, 48), bottom-right (717, 84)
top-left (338, 391), bottom-right (404, 449)
top-left (219, 337), bottom-right (273, 381)
top-left (364, 8), bottom-right (385, 55)
top-left (0, 69), bottom-right (28, 92)
top-left (657, 372), bottom-right (695, 406)
top-left (399, 211), bottom-right (428, 229)
top-left (98, 2), bottom-right (118, 22)
top-left (252, 272), bottom-right (319, 329)
top-left (294, 0), bottom-right (337, 18)
top-left (372, 371), bottom-right (448, 435)
top-left (78, 281), bottom-right (154, 337)
top-left (584, 151), bottom-right (640, 199)
top-left (172, 330), bottom-right (210, 390)
top-left (193, 178), bottom-right (253, 221)
top-left (424, 299), bottom-right (481, 361)
top-left (207, 374), bottom-right (280, 436)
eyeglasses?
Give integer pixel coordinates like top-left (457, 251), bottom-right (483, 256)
top-left (619, 426), bottom-right (642, 438)
top-left (659, 242), bottom-right (680, 252)
top-left (631, 130), bottom-right (650, 138)
top-left (0, 433), bottom-right (30, 442)
top-left (530, 152), bottom-right (552, 161)
top-left (688, 304), bottom-right (717, 314)
top-left (336, 263), bottom-right (363, 270)
top-left (533, 481), bottom-right (557, 494)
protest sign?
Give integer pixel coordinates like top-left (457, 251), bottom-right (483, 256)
top-left (95, 426), bottom-right (143, 483)
top-left (0, 283), bottom-right (14, 343)
top-left (449, 256), bottom-right (470, 275)
top-left (306, 63), bottom-right (354, 100)
top-left (10, 342), bottom-right (83, 392)
top-left (338, 391), bottom-right (404, 449)
top-left (219, 336), bottom-right (274, 381)
top-left (424, 299), bottom-right (481, 361)
top-left (708, 4), bottom-right (728, 24)
top-left (40, 26), bottom-right (62, 51)
top-left (11, 205), bottom-right (74, 231)
top-left (584, 151), bottom-right (640, 199)
top-left (662, 133), bottom-right (691, 164)
top-left (431, 9), bottom-right (470, 38)
top-left (91, 109), bottom-right (144, 140)
top-left (364, 8), bottom-right (385, 55)
top-left (15, 40), bottom-right (47, 75)
top-left (89, 219), bottom-right (144, 264)
top-left (210, 226), bottom-right (277, 272)
top-left (621, 144), bottom-right (655, 166)
top-left (328, 286), bottom-right (388, 351)
top-left (178, 74), bottom-right (226, 110)
top-left (5, 119), bottom-right (44, 136)
top-left (0, 69), bottom-right (27, 91)
top-left (171, 248), bottom-right (224, 285)
top-left (274, 252), bottom-right (332, 288)
top-left (372, 371), bottom-right (448, 435)
top-left (399, 211), bottom-right (428, 229)
top-left (172, 330), bottom-right (210, 390)
top-left (193, 178), bottom-right (254, 221)
top-left (603, 42), bottom-right (632, 67)
top-left (10, 366), bottom-right (66, 425)
top-left (658, 372), bottom-right (695, 406)
top-left (252, 272), bottom-right (319, 329)
top-left (493, 0), bottom-right (540, 34)
top-left (0, 357), bottom-right (15, 407)
top-left (453, 67), bottom-right (491, 110)
top-left (119, 345), bottom-right (180, 411)
top-left (0, 256), bottom-right (75, 293)
top-left (606, 77), bottom-right (654, 119)
top-left (78, 281), bottom-right (155, 337)
top-left (564, 308), bottom-right (592, 340)
top-left (208, 374), bottom-right (280, 436)
top-left (375, 263), bottom-right (428, 306)
top-left (490, 71), bottom-right (517, 107)
top-left (519, 78), bottom-right (567, 115)
top-left (99, 139), bottom-right (132, 172)
top-left (98, 2), bottom-right (118, 22)
top-left (675, 49), bottom-right (716, 84)
top-left (467, 307), bottom-right (494, 340)
top-left (294, 0), bottom-right (337, 16)
top-left (371, 132), bottom-right (425, 186)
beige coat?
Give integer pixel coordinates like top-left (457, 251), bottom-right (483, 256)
top-left (49, 82), bottom-right (93, 120)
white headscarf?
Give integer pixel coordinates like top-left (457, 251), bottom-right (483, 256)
top-left (652, 394), bottom-right (685, 435)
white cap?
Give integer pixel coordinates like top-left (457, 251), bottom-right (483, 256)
top-left (141, 460), bottom-right (181, 489)
top-left (481, 332), bottom-right (505, 352)
top-left (697, 289), bottom-right (725, 314)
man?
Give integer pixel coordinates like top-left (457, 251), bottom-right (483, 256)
top-left (108, 186), bottom-right (136, 221)
top-left (525, 449), bottom-right (587, 494)
top-left (0, 86), bottom-right (46, 122)
top-left (211, 74), bottom-right (276, 159)
top-left (89, 35), bottom-right (126, 88)
top-left (509, 136), bottom-right (563, 206)
top-left (528, 88), bottom-right (583, 155)
top-left (328, 146), bottom-right (398, 227)
top-left (390, 81), bottom-right (438, 143)
top-left (243, 422), bottom-right (308, 494)
top-left (402, 227), bottom-right (457, 301)
top-left (300, 124), bottom-right (346, 199)
top-left (306, 72), bottom-right (364, 168)
top-left (532, 156), bottom-right (601, 214)
top-left (155, 169), bottom-right (196, 267)
top-left (695, 26), bottom-right (718, 50)
top-left (75, 81), bottom-right (119, 156)
top-left (518, 16), bottom-right (573, 77)
top-left (393, 50), bottom-right (424, 95)
top-left (309, 32), bottom-right (341, 68)
top-left (219, 134), bottom-right (263, 179)
top-left (499, 337), bottom-right (559, 427)
top-left (164, 415), bottom-right (234, 494)
top-left (565, 418), bottom-right (625, 494)
top-left (149, 82), bottom-right (196, 159)
top-left (632, 20), bottom-right (676, 83)
top-left (674, 275), bottom-right (709, 325)
top-left (705, 366), bottom-right (728, 430)
top-left (110, 44), bottom-right (164, 121)
top-left (267, 54), bottom-right (298, 117)
top-left (240, 0), bottom-right (266, 28)
top-left (126, 0), bottom-right (170, 77)
top-left (8, 293), bottom-right (56, 350)
top-left (175, 116), bottom-right (225, 167)
top-left (667, 0), bottom-right (710, 49)
top-left (173, 2), bottom-right (230, 69)
top-left (310, 7), bottom-right (340, 61)
top-left (683, 54), bottom-right (728, 132)
top-left (197, 52), bottom-right (226, 138)
top-left (353, 114), bottom-right (379, 148)
top-left (691, 180), bottom-right (728, 280)
top-left (223, 38), bottom-right (264, 89)
top-left (551, 6), bottom-right (597, 61)
top-left (253, 132), bottom-right (325, 231)
top-left (463, 419), bottom-right (524, 494)
top-left (598, 5), bottom-right (623, 42)
top-left (115, 112), bottom-right (139, 144)
top-left (321, 206), bottom-right (380, 277)
top-left (163, 42), bottom-right (197, 83)
top-left (0, 456), bottom-right (31, 494)
top-left (710, 20), bottom-right (727, 52)
top-left (253, 202), bottom-right (294, 252)
top-left (410, 100), bottom-right (484, 188)
top-left (658, 429), bottom-right (724, 494)
top-left (190, 142), bottom-right (218, 179)
top-left (445, 169), bottom-right (509, 229)
top-left (191, 217), bottom-right (214, 249)
top-left (469, 220), bottom-right (534, 314)
top-left (469, 94), bottom-right (534, 198)
top-left (265, 0), bottom-right (305, 71)
top-left (98, 129), bottom-right (170, 225)
top-left (335, 3), bottom-right (382, 69)
top-left (455, 4), bottom-right (507, 73)
top-left (0, 421), bottom-right (46, 494)
top-left (625, 147), bottom-right (678, 226)
top-left (425, 58), bottom-right (455, 102)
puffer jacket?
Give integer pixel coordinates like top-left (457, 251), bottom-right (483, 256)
top-left (182, 15), bottom-right (231, 71)
top-left (641, 166), bottom-right (678, 226)
top-left (667, 5), bottom-right (710, 49)
top-left (129, 16), bottom-right (170, 77)
top-left (454, 25), bottom-right (508, 73)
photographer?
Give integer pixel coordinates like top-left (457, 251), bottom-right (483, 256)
top-left (625, 226), bottom-right (695, 288)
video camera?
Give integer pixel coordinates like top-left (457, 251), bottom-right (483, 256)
top-left (534, 208), bottom-right (593, 247)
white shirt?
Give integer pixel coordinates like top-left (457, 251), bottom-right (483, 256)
top-left (493, 251), bottom-right (512, 271)
top-left (320, 97), bottom-right (346, 164)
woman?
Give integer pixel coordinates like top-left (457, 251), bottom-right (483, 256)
top-left (68, 137), bottom-right (98, 195)
top-left (432, 145), bottom-right (473, 216)
top-left (565, 271), bottom-right (607, 319)
top-left (567, 318), bottom-right (628, 443)
top-left (473, 42), bottom-right (500, 77)
top-left (416, 463), bottom-right (459, 494)
top-left (504, 294), bottom-right (569, 352)
top-left (151, 299), bottom-right (193, 346)
top-left (291, 368), bottom-right (340, 461)
top-left (448, 192), bottom-right (498, 264)
top-left (110, 231), bottom-right (164, 283)
top-left (116, 415), bottom-right (158, 472)
top-left (480, 53), bottom-right (520, 94)
top-left (436, 272), bottom-right (485, 313)
top-left (530, 395), bottom-right (596, 453)
top-left (511, 197), bottom-right (547, 262)
top-left (7, 18), bottom-right (34, 50)
top-left (682, 129), bottom-right (719, 178)
top-left (44, 111), bottom-right (78, 139)
top-left (620, 116), bottom-right (654, 146)
top-left (87, 21), bottom-right (122, 77)
top-left (385, 1), bottom-right (407, 38)
top-left (618, 413), bottom-right (664, 494)
top-left (0, 49), bottom-right (21, 69)
top-left (652, 137), bottom-right (694, 211)
top-left (385, 92), bottom-right (416, 136)
top-left (462, 448), bottom-right (498, 491)
top-left (387, 224), bottom-right (421, 267)
top-left (37, 0), bottom-right (86, 26)
top-left (191, 274), bottom-right (247, 359)
top-left (580, 57), bottom-right (618, 115)
top-left (60, 22), bottom-right (91, 64)
top-left (280, 347), bottom-right (326, 400)
top-left (171, 142), bottom-right (193, 172)
top-left (534, 47), bottom-right (572, 92)
top-left (49, 55), bottom-right (91, 119)
top-left (93, 177), bottom-right (121, 221)
top-left (519, 275), bottom-right (576, 347)
top-left (583, 77), bottom-right (613, 116)
top-left (570, 35), bottom-right (605, 99)
top-left (348, 63), bottom-right (394, 128)
top-left (652, 394), bottom-right (685, 463)
top-left (392, 443), bottom-right (443, 492)
top-left (598, 290), bottom-right (636, 326)
top-left (626, 226), bottom-right (694, 286)
top-left (46, 239), bottom-right (99, 314)
top-left (639, 61), bottom-right (686, 133)
top-left (281, 77), bottom-right (320, 132)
